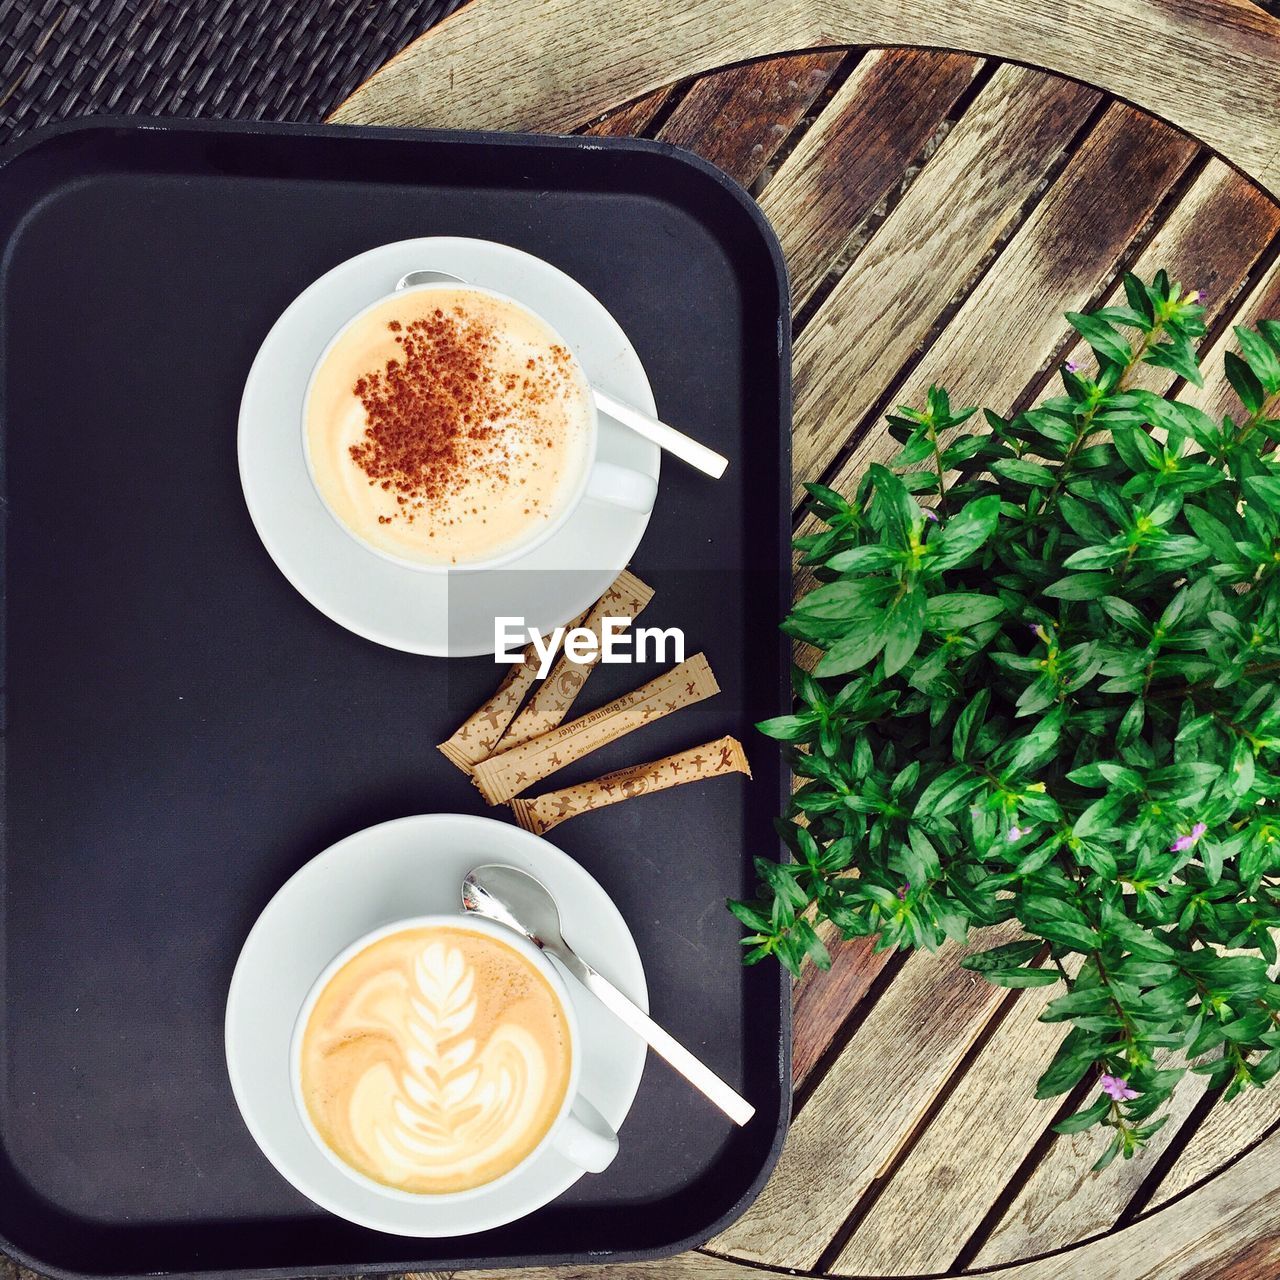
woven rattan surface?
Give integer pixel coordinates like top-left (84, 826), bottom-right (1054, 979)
top-left (0, 0), bottom-right (462, 145)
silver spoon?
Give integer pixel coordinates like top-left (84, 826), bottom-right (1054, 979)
top-left (396, 269), bottom-right (464, 289)
top-left (394, 270), bottom-right (728, 478)
top-left (462, 864), bottom-right (754, 1126)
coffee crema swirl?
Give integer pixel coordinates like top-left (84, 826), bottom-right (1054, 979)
top-left (299, 926), bottom-right (572, 1194)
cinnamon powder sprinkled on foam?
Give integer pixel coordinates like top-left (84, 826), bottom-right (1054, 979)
top-left (347, 306), bottom-right (577, 530)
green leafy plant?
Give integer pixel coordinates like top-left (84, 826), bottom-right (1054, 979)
top-left (731, 273), bottom-right (1280, 1169)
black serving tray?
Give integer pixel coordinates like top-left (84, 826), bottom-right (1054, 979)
top-left (0, 118), bottom-right (790, 1279)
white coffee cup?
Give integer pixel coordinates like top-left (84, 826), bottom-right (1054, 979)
top-left (302, 282), bottom-right (657, 574)
top-left (289, 912), bottom-right (618, 1206)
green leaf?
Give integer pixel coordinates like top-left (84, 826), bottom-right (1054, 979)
top-left (992, 458), bottom-right (1056, 488)
top-left (962, 939), bottom-right (1042, 973)
top-left (1093, 1134), bottom-right (1124, 1173)
top-left (727, 899), bottom-right (771, 932)
top-left (824, 544), bottom-right (902, 573)
top-left (1034, 918), bottom-right (1103, 952)
top-left (1037, 1035), bottom-right (1102, 1098)
top-left (1064, 544), bottom-right (1127, 570)
top-left (941, 435), bottom-right (987, 468)
top-left (1244, 474), bottom-right (1280, 516)
top-left (952, 688), bottom-right (990, 763)
top-left (985, 968), bottom-right (1062, 988)
top-left (1067, 760), bottom-right (1143, 791)
top-left (1099, 596), bottom-right (1150, 637)
top-left (1144, 336), bottom-right (1204, 387)
top-left (883, 586), bottom-right (927, 676)
top-left (1044, 573), bottom-right (1114, 601)
top-left (814, 615), bottom-right (889, 678)
top-left (1042, 985), bottom-right (1117, 1022)
top-left (1059, 495), bottom-right (1114, 542)
top-left (1184, 506), bottom-right (1247, 566)
top-left (1112, 425), bottom-right (1163, 473)
top-left (1067, 311), bottom-right (1133, 366)
top-left (1094, 305), bottom-right (1153, 331)
top-left (756, 713), bottom-right (818, 741)
top-left (928, 495), bottom-right (1002, 570)
top-left (925, 594), bottom-right (1005, 630)
top-left (870, 464), bottom-right (920, 549)
top-left (1053, 1094), bottom-right (1112, 1134)
top-left (1226, 351), bottom-right (1265, 415)
top-left (1237, 325), bottom-right (1280, 394)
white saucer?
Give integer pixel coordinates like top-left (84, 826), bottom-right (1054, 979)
top-left (224, 814), bottom-right (649, 1237)
top-left (238, 237), bottom-right (660, 657)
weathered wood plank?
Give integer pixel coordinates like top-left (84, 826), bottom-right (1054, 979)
top-left (815, 104), bottom-right (1199, 500)
top-left (654, 51), bottom-right (846, 189)
top-left (792, 930), bottom-right (895, 1090)
top-left (1148, 1083), bottom-right (1280, 1209)
top-left (971, 1060), bottom-right (1211, 1268)
top-left (1051, 159), bottom-right (1280, 396)
top-left (709, 923), bottom-right (1020, 1269)
top-left (833, 961), bottom-right (1071, 1276)
top-left (789, 65), bottom-right (1101, 497)
top-left (1184, 249), bottom-right (1280, 423)
top-left (979, 1132), bottom-right (1280, 1280)
top-left (328, 0), bottom-right (1280, 202)
top-left (582, 86), bottom-right (673, 137)
top-left (758, 48), bottom-right (982, 309)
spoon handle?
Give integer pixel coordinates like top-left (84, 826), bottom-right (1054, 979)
top-left (553, 946), bottom-right (755, 1126)
top-left (592, 388), bottom-right (729, 480)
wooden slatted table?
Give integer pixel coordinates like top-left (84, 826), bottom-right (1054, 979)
top-left (6, 5), bottom-right (1280, 1280)
top-left (333, 4), bottom-right (1280, 1280)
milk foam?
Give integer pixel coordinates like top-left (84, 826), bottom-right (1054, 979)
top-left (305, 289), bottom-right (593, 567)
top-left (299, 926), bottom-right (571, 1194)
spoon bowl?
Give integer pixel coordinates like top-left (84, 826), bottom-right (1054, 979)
top-left (462, 864), bottom-right (564, 948)
top-left (462, 863), bottom-right (755, 1125)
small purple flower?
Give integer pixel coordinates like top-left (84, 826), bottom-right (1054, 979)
top-left (1064, 359), bottom-right (1080, 374)
top-left (897, 881), bottom-right (910, 900)
top-left (1100, 1074), bottom-right (1139, 1102)
top-left (924, 508), bottom-right (940, 523)
top-left (1008, 826), bottom-right (1025, 842)
top-left (1170, 821), bottom-right (1208, 853)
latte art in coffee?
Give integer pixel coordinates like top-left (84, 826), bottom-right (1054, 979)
top-left (299, 927), bottom-right (572, 1194)
top-left (305, 289), bottom-right (593, 567)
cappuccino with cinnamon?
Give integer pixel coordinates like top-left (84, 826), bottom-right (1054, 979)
top-left (305, 287), bottom-right (594, 568)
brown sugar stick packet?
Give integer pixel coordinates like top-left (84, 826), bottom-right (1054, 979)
top-left (497, 570), bottom-right (655, 752)
top-left (437, 609), bottom-right (589, 772)
top-left (437, 567), bottom-right (652, 773)
top-left (511, 735), bottom-right (750, 834)
top-left (472, 653), bottom-right (720, 805)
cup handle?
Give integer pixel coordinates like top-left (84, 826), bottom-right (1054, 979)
top-left (584, 461), bottom-right (657, 514)
top-left (550, 1095), bottom-right (619, 1173)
